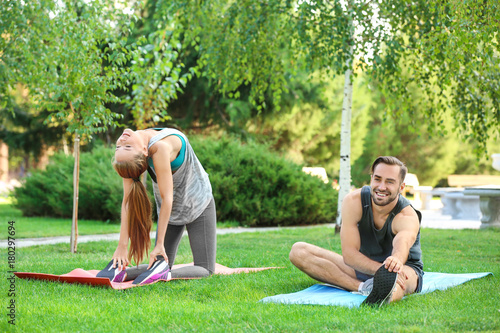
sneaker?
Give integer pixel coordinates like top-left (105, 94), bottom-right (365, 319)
top-left (356, 277), bottom-right (374, 296)
top-left (132, 258), bottom-right (171, 285)
top-left (362, 266), bottom-right (397, 307)
top-left (96, 260), bottom-right (127, 283)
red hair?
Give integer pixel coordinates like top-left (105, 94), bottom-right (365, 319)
top-left (113, 153), bottom-right (152, 265)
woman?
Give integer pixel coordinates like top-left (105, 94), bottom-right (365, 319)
top-left (97, 128), bottom-right (216, 285)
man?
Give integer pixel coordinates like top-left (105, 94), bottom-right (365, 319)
top-left (289, 156), bottom-right (423, 306)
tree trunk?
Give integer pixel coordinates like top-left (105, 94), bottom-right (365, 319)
top-left (336, 66), bottom-right (353, 225)
top-left (69, 100), bottom-right (81, 253)
top-left (70, 134), bottom-right (80, 253)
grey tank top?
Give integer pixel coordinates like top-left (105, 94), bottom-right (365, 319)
top-left (358, 185), bottom-right (423, 273)
top-left (147, 128), bottom-right (213, 225)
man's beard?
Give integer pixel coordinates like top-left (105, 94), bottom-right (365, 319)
top-left (370, 187), bottom-right (399, 207)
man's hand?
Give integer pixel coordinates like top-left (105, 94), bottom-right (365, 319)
top-left (383, 257), bottom-right (408, 291)
top-left (383, 255), bottom-right (405, 273)
top-left (396, 270), bottom-right (408, 291)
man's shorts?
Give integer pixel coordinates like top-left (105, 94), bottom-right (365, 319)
top-left (355, 266), bottom-right (423, 293)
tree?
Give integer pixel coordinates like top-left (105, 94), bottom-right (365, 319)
top-left (376, 0), bottom-right (500, 156)
top-left (1, 0), bottom-right (129, 252)
top-left (162, 0), bottom-right (499, 224)
top-left (247, 72), bottom-right (371, 177)
top-left (122, 0), bottom-right (198, 129)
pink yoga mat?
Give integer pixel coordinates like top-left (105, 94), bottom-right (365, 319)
top-left (15, 263), bottom-right (278, 290)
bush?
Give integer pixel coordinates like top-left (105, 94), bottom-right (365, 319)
top-left (14, 145), bottom-right (123, 222)
top-left (191, 136), bottom-right (337, 227)
top-left (14, 137), bottom-right (338, 226)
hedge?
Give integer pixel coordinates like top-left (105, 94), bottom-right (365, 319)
top-left (13, 137), bottom-right (338, 227)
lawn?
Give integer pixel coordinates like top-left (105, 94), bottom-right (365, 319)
top-left (1, 221), bottom-right (499, 332)
top-left (0, 201), bottom-right (239, 239)
top-left (0, 200), bottom-right (121, 238)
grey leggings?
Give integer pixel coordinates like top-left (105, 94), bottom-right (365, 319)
top-left (126, 198), bottom-right (217, 280)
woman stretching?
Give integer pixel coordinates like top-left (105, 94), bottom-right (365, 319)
top-left (97, 128), bottom-right (216, 285)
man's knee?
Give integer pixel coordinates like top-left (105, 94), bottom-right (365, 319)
top-left (391, 266), bottom-right (419, 302)
top-left (289, 242), bottom-right (310, 266)
top-left (403, 266), bottom-right (420, 295)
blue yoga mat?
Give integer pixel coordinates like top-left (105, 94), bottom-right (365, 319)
top-left (260, 272), bottom-right (492, 307)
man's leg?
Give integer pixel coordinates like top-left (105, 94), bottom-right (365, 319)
top-left (389, 265), bottom-right (419, 302)
top-left (289, 242), bottom-right (362, 292)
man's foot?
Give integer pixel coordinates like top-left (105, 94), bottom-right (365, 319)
top-left (132, 258), bottom-right (171, 285)
top-left (96, 260), bottom-right (127, 283)
top-left (355, 277), bottom-right (374, 296)
top-left (361, 266), bottom-right (397, 307)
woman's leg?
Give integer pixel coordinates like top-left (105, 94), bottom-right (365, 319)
top-left (170, 198), bottom-right (217, 278)
top-left (163, 224), bottom-right (186, 266)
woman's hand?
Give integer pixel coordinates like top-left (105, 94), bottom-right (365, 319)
top-left (148, 244), bottom-right (169, 269)
top-left (112, 245), bottom-right (129, 270)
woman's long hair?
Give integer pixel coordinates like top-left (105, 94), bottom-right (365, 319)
top-left (113, 153), bottom-right (152, 265)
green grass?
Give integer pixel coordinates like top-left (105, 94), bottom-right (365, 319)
top-left (1, 224), bottom-right (499, 332)
top-left (0, 201), bottom-right (122, 238)
top-left (0, 202), bottom-right (241, 239)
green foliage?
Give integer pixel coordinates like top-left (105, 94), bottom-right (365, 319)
top-left (165, 0), bottom-right (500, 157)
top-left (178, 1), bottom-right (292, 110)
top-left (123, 1), bottom-right (199, 129)
top-left (13, 145), bottom-right (122, 221)
top-left (13, 137), bottom-right (337, 226)
top-left (1, 0), bottom-right (131, 135)
top-left (0, 102), bottom-right (67, 162)
top-left (247, 72), bottom-right (371, 178)
top-left (190, 136), bottom-right (338, 227)
top-left (378, 0), bottom-right (500, 155)
top-left (352, 61), bottom-right (500, 188)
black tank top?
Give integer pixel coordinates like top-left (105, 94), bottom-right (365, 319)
top-left (358, 186), bottom-right (423, 273)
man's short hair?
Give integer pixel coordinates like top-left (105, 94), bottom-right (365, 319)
top-left (370, 156), bottom-right (407, 184)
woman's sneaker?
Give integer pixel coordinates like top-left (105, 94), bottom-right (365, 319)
top-left (96, 260), bottom-right (127, 283)
top-left (362, 266), bottom-right (398, 307)
top-left (132, 259), bottom-right (171, 285)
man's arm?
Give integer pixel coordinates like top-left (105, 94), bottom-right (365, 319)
top-left (384, 205), bottom-right (420, 273)
top-left (340, 190), bottom-right (382, 276)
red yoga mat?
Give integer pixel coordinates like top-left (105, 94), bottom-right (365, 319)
top-left (14, 263), bottom-right (278, 290)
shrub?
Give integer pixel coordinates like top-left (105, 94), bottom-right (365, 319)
top-left (13, 137), bottom-right (338, 226)
top-left (190, 136), bottom-right (338, 227)
top-left (14, 145), bottom-right (124, 221)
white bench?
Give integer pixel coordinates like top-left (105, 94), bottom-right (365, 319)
top-left (464, 186), bottom-right (500, 228)
top-left (413, 187), bottom-right (480, 220)
top-left (442, 191), bottom-right (481, 220)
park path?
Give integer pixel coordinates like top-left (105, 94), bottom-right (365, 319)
top-left (0, 201), bottom-right (481, 249)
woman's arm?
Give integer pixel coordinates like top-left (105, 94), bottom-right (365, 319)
top-left (112, 178), bottom-right (133, 270)
top-left (147, 141), bottom-right (175, 268)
